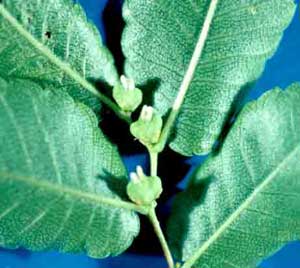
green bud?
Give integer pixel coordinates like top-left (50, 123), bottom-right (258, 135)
top-left (130, 105), bottom-right (163, 145)
top-left (127, 166), bottom-right (162, 205)
top-left (113, 75), bottom-right (142, 112)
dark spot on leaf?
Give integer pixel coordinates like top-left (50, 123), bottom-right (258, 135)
top-left (44, 31), bottom-right (52, 39)
top-left (27, 17), bottom-right (32, 24)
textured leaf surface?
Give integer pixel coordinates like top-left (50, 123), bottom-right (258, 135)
top-left (122, 0), bottom-right (296, 156)
top-left (168, 84), bottom-right (300, 267)
top-left (0, 0), bottom-right (118, 110)
top-left (0, 78), bottom-right (139, 258)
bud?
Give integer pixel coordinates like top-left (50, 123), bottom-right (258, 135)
top-left (130, 105), bottom-right (163, 145)
top-left (113, 75), bottom-right (143, 112)
top-left (127, 166), bottom-right (162, 205)
top-left (140, 105), bottom-right (154, 122)
top-left (129, 172), bottom-right (140, 184)
top-left (120, 75), bottom-right (135, 91)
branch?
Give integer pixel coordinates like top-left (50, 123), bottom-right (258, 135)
top-left (148, 207), bottom-right (175, 268)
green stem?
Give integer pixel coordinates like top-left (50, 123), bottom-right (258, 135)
top-left (155, 0), bottom-right (219, 151)
top-left (149, 150), bottom-right (158, 176)
top-left (0, 5), bottom-right (131, 124)
top-left (148, 207), bottom-right (175, 268)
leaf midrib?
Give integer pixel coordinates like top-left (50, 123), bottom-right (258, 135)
top-left (0, 170), bottom-right (140, 212)
top-left (172, 0), bottom-right (218, 111)
top-left (155, 0), bottom-right (219, 154)
top-left (182, 143), bottom-right (300, 267)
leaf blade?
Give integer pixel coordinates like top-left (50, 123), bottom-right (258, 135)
top-left (122, 0), bottom-right (296, 156)
top-left (0, 78), bottom-right (139, 258)
top-left (0, 0), bottom-right (118, 111)
top-left (168, 84), bottom-right (300, 267)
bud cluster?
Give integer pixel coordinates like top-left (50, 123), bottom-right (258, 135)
top-left (113, 75), bottom-right (143, 113)
top-left (130, 105), bottom-right (163, 146)
top-left (126, 166), bottom-right (162, 205)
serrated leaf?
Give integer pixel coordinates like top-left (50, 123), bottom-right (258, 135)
top-left (0, 0), bottom-right (118, 111)
top-left (168, 84), bottom-right (300, 268)
top-left (122, 0), bottom-right (296, 156)
top-left (0, 78), bottom-right (139, 258)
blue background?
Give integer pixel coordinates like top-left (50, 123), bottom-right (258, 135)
top-left (1, 0), bottom-right (300, 267)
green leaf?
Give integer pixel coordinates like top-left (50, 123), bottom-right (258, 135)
top-left (0, 0), bottom-right (118, 111)
top-left (122, 0), bottom-right (296, 156)
top-left (168, 83), bottom-right (300, 268)
top-left (0, 78), bottom-right (139, 258)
